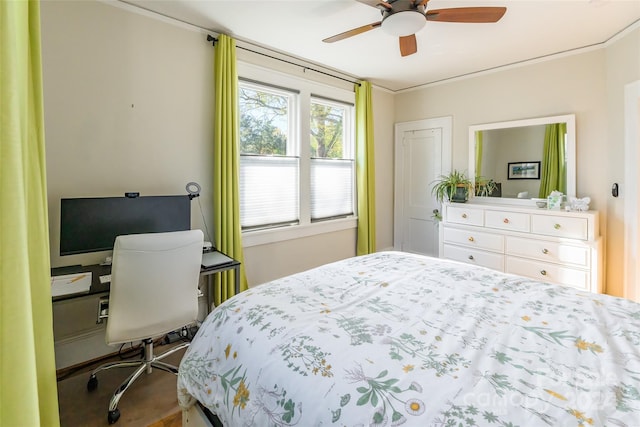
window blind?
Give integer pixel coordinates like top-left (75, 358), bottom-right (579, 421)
top-left (239, 155), bottom-right (299, 229)
top-left (310, 158), bottom-right (354, 220)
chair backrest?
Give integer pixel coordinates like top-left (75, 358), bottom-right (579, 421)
top-left (106, 229), bottom-right (204, 345)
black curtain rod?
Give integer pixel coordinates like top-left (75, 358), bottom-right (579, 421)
top-left (207, 35), bottom-right (360, 87)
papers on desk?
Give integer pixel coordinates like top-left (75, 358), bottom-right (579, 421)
top-left (51, 272), bottom-right (92, 297)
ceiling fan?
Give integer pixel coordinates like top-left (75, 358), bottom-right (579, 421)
top-left (323, 0), bottom-right (506, 57)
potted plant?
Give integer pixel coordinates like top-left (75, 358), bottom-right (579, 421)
top-left (475, 176), bottom-right (499, 197)
top-left (431, 170), bottom-right (473, 203)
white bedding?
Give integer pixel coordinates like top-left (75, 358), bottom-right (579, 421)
top-left (178, 251), bottom-right (640, 426)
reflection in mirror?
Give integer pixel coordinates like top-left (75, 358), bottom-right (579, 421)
top-left (469, 114), bottom-right (575, 204)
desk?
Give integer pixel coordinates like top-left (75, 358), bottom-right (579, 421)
top-left (51, 264), bottom-right (112, 302)
top-left (200, 258), bottom-right (241, 312)
top-left (52, 253), bottom-right (239, 299)
top-left (51, 252), bottom-right (241, 312)
top-left (51, 253), bottom-right (240, 369)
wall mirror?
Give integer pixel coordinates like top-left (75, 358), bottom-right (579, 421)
top-left (468, 114), bottom-right (575, 205)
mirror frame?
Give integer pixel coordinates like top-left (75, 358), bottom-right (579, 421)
top-left (468, 114), bottom-right (576, 206)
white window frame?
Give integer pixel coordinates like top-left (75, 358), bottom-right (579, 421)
top-left (309, 96), bottom-right (355, 222)
top-left (238, 62), bottom-right (357, 247)
top-left (239, 79), bottom-right (298, 157)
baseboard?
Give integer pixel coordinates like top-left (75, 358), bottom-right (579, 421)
top-left (54, 327), bottom-right (116, 370)
top-left (56, 348), bottom-right (123, 380)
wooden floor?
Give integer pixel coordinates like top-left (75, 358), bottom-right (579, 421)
top-left (57, 342), bottom-right (186, 427)
top-left (147, 411), bottom-right (182, 427)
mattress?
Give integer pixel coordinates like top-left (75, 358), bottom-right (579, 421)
top-left (178, 251), bottom-right (640, 426)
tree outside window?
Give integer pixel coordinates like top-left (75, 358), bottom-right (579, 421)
top-left (239, 85), bottom-right (289, 156)
top-left (310, 101), bottom-right (344, 158)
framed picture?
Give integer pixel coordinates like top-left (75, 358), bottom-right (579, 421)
top-left (507, 161), bottom-right (540, 179)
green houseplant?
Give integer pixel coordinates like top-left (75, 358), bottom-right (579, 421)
top-left (475, 176), bottom-right (499, 197)
top-left (431, 170), bottom-right (473, 203)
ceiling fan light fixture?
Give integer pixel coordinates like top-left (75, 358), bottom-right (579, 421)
top-left (381, 11), bottom-right (426, 37)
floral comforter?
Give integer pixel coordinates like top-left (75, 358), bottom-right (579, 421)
top-left (178, 251), bottom-right (640, 426)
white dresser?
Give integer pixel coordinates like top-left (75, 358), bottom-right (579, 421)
top-left (439, 202), bottom-right (603, 293)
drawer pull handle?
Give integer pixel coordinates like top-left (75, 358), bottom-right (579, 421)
top-left (468, 236), bottom-right (475, 242)
top-left (468, 255), bottom-right (474, 260)
top-left (542, 248), bottom-right (549, 254)
top-left (462, 213), bottom-right (468, 219)
top-left (554, 223), bottom-right (561, 230)
top-left (540, 270), bottom-right (547, 276)
top-left (503, 218), bottom-right (510, 224)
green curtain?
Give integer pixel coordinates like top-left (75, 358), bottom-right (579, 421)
top-left (354, 81), bottom-right (376, 255)
top-left (1, 1), bottom-right (60, 425)
top-left (212, 34), bottom-right (248, 306)
top-left (475, 131), bottom-right (483, 178)
top-left (538, 123), bottom-right (567, 198)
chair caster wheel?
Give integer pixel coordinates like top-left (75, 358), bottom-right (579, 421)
top-left (87, 375), bottom-right (98, 392)
top-left (108, 409), bottom-right (120, 424)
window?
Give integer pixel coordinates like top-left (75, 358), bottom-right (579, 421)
top-left (238, 81), bottom-right (299, 229)
top-left (238, 71), bottom-right (355, 238)
top-left (310, 97), bottom-right (353, 221)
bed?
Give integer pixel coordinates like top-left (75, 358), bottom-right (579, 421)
top-left (178, 251), bottom-right (640, 426)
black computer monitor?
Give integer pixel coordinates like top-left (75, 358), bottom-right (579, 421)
top-left (59, 195), bottom-right (191, 256)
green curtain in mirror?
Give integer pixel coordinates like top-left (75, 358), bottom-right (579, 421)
top-left (538, 123), bottom-right (567, 198)
top-left (355, 81), bottom-right (376, 255)
top-left (0, 1), bottom-right (60, 425)
top-left (475, 131), bottom-right (483, 178)
top-left (213, 34), bottom-right (248, 306)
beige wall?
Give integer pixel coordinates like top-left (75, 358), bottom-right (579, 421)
top-left (372, 87), bottom-right (396, 252)
top-left (42, 0), bottom-right (215, 269)
top-left (41, 1), bottom-right (396, 286)
top-left (394, 27), bottom-right (640, 297)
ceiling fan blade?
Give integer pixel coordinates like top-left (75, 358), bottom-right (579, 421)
top-left (426, 7), bottom-right (506, 23)
top-left (323, 21), bottom-right (382, 43)
top-left (399, 34), bottom-right (417, 57)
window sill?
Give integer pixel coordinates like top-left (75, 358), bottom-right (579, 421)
top-left (242, 217), bottom-right (357, 247)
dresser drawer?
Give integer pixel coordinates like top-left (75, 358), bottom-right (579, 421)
top-left (485, 210), bottom-right (530, 233)
top-left (443, 244), bottom-right (504, 271)
top-left (443, 226), bottom-right (504, 252)
top-left (506, 256), bottom-right (589, 291)
top-left (445, 205), bottom-right (483, 226)
top-left (531, 214), bottom-right (588, 240)
top-left (505, 236), bottom-right (590, 268)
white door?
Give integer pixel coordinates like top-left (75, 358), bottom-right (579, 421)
top-left (394, 117), bottom-right (452, 256)
top-left (624, 80), bottom-right (640, 302)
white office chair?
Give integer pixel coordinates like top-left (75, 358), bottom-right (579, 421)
top-left (87, 229), bottom-right (204, 424)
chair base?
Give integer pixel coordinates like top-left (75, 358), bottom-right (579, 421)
top-left (87, 338), bottom-right (189, 424)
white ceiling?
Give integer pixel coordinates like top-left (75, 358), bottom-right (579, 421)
top-left (123, 0), bottom-right (640, 92)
